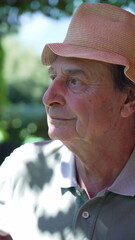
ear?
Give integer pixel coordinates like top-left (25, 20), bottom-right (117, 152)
top-left (121, 95), bottom-right (135, 118)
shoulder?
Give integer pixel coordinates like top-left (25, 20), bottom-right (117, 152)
top-left (0, 140), bottom-right (65, 181)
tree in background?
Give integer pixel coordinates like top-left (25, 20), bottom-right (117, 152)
top-left (0, 34), bottom-right (50, 162)
top-left (3, 35), bottom-right (50, 103)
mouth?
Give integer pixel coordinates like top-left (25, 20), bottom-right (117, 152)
top-left (48, 115), bottom-right (75, 122)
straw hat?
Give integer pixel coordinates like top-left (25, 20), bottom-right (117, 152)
top-left (41, 3), bottom-right (135, 83)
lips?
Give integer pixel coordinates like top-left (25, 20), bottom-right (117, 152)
top-left (47, 107), bottom-right (76, 121)
top-left (49, 115), bottom-right (74, 121)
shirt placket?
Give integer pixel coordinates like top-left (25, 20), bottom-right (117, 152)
top-left (73, 191), bottom-right (106, 240)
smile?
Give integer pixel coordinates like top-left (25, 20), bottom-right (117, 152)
top-left (49, 117), bottom-right (74, 121)
top-left (48, 115), bottom-right (75, 121)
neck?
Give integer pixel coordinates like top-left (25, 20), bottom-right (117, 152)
top-left (63, 132), bottom-right (135, 198)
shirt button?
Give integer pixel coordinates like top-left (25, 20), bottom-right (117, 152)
top-left (76, 189), bottom-right (81, 196)
top-left (82, 211), bottom-right (90, 219)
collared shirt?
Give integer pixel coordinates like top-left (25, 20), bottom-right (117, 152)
top-left (0, 140), bottom-right (135, 240)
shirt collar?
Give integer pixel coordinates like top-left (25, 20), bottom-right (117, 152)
top-left (108, 147), bottom-right (135, 196)
top-left (59, 146), bottom-right (78, 188)
top-left (60, 145), bottom-right (135, 197)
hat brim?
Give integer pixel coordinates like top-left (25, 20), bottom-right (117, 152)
top-left (41, 43), bottom-right (135, 83)
top-left (42, 43), bottom-right (128, 65)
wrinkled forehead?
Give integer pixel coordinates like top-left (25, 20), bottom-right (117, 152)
top-left (48, 56), bottom-right (114, 84)
top-left (49, 56), bottom-right (113, 74)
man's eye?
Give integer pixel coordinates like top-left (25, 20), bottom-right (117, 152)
top-left (67, 79), bottom-right (87, 93)
top-left (69, 79), bottom-right (80, 85)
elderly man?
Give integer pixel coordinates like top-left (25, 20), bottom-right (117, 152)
top-left (0, 3), bottom-right (135, 240)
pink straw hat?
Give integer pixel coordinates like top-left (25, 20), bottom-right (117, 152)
top-left (41, 3), bottom-right (135, 83)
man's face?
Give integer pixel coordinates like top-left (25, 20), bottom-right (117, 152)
top-left (43, 57), bottom-right (126, 143)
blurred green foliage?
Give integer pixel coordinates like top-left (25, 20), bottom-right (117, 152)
top-left (0, 35), bottom-right (51, 162)
top-left (0, 40), bottom-right (6, 105)
top-left (2, 35), bottom-right (51, 103)
top-left (0, 0), bottom-right (134, 33)
top-left (0, 0), bottom-right (135, 162)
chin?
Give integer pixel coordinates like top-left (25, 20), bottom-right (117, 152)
top-left (48, 129), bottom-right (76, 142)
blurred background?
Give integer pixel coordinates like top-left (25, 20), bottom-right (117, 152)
top-left (0, 0), bottom-right (135, 164)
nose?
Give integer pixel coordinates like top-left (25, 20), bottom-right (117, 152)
top-left (42, 78), bottom-right (66, 106)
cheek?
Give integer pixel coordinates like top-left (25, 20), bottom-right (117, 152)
top-left (100, 96), bottom-right (119, 117)
top-left (80, 94), bottom-right (114, 127)
top-left (88, 96), bottom-right (120, 133)
top-left (72, 99), bottom-right (92, 136)
top-left (71, 99), bottom-right (90, 122)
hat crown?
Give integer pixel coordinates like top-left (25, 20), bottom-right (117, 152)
top-left (64, 3), bottom-right (135, 63)
top-left (42, 3), bottom-right (135, 83)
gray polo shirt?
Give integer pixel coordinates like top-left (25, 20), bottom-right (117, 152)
top-left (0, 140), bottom-right (135, 240)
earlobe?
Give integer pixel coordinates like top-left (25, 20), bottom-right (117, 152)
top-left (121, 100), bottom-right (135, 118)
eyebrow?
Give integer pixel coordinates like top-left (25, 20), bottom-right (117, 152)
top-left (48, 66), bottom-right (89, 79)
